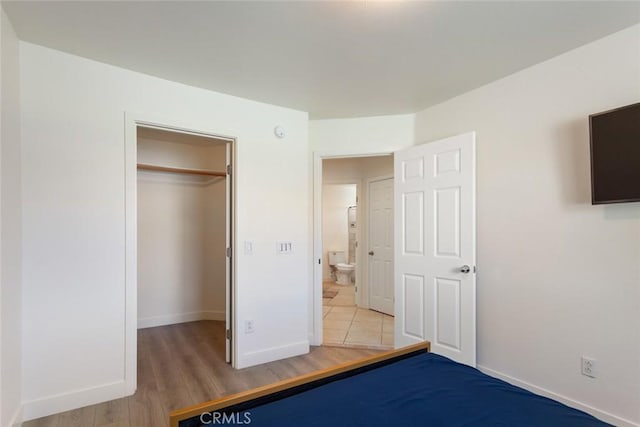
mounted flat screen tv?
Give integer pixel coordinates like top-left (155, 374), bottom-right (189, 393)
top-left (589, 102), bottom-right (640, 204)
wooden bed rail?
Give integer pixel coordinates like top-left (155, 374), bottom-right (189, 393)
top-left (169, 341), bottom-right (430, 427)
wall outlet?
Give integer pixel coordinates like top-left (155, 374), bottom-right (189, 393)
top-left (581, 356), bottom-right (597, 378)
top-left (244, 320), bottom-right (255, 334)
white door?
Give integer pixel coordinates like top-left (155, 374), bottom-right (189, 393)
top-left (368, 178), bottom-right (394, 315)
top-left (394, 132), bottom-right (476, 366)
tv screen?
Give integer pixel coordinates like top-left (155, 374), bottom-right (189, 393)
top-left (589, 102), bottom-right (640, 204)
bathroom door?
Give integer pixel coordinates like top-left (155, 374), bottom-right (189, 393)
top-left (393, 132), bottom-right (476, 367)
top-left (368, 177), bottom-right (394, 315)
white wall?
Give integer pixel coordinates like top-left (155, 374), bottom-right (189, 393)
top-left (413, 25), bottom-right (640, 426)
top-left (20, 42), bottom-right (309, 420)
top-left (0, 7), bottom-right (22, 427)
top-left (310, 114), bottom-right (414, 154)
top-left (322, 156), bottom-right (395, 183)
top-left (137, 135), bottom-right (227, 328)
top-left (321, 184), bottom-right (356, 280)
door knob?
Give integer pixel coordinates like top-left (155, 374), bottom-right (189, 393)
top-left (368, 251), bottom-right (374, 256)
top-left (460, 265), bottom-right (471, 274)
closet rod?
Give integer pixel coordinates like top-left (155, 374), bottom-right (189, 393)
top-left (137, 163), bottom-right (226, 177)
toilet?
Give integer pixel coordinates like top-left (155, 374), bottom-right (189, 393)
top-left (335, 262), bottom-right (355, 285)
top-left (328, 251), bottom-right (355, 285)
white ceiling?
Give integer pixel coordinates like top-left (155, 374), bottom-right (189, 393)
top-left (4, 1), bottom-right (640, 119)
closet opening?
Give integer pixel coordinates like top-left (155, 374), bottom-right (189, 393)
top-left (135, 125), bottom-right (235, 371)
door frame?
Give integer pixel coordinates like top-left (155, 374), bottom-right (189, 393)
top-left (124, 112), bottom-right (238, 394)
top-left (311, 150), bottom-right (392, 346)
top-left (366, 174), bottom-right (394, 314)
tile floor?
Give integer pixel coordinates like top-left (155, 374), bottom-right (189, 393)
top-left (322, 281), bottom-right (394, 350)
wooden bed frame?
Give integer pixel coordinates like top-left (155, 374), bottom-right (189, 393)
top-left (169, 342), bottom-right (430, 427)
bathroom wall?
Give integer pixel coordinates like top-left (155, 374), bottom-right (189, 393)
top-left (321, 184), bottom-right (356, 280)
top-left (322, 155), bottom-right (393, 306)
top-left (137, 129), bottom-right (227, 327)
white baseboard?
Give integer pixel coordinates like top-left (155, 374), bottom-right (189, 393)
top-left (238, 340), bottom-right (309, 369)
top-left (9, 404), bottom-right (23, 427)
top-left (308, 332), bottom-right (321, 346)
top-left (138, 310), bottom-right (225, 329)
top-left (21, 380), bottom-right (127, 422)
top-left (201, 310), bottom-right (226, 321)
top-left (477, 365), bottom-right (639, 427)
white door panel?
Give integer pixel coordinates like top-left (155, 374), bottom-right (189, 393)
top-left (402, 273), bottom-right (424, 338)
top-left (394, 132), bottom-right (476, 366)
top-left (368, 178), bottom-right (394, 315)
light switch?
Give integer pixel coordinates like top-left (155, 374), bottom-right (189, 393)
top-left (277, 241), bottom-right (293, 254)
top-left (244, 241), bottom-right (253, 255)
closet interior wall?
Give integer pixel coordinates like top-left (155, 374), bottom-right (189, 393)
top-left (137, 128), bottom-right (227, 328)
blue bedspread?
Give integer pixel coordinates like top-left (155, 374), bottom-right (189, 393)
top-left (193, 352), bottom-right (609, 426)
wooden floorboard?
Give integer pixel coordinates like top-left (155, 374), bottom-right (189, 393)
top-left (53, 405), bottom-right (96, 427)
top-left (94, 398), bottom-right (129, 427)
top-left (23, 320), bottom-right (382, 427)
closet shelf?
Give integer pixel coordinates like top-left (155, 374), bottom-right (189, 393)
top-left (137, 163), bottom-right (226, 177)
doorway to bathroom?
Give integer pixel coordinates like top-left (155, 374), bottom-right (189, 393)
top-left (323, 182), bottom-right (357, 305)
top-left (319, 156), bottom-right (394, 350)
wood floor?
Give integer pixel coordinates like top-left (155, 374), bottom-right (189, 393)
top-left (24, 321), bottom-right (382, 427)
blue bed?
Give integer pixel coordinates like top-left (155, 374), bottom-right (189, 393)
top-left (173, 344), bottom-right (608, 427)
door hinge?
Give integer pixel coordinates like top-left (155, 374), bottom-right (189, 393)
top-left (226, 329), bottom-right (231, 340)
top-left (226, 247), bottom-right (231, 258)
top-left (226, 164), bottom-right (232, 175)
